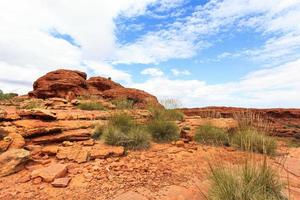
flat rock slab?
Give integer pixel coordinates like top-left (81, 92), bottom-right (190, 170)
top-left (51, 177), bottom-right (71, 188)
top-left (89, 144), bottom-right (124, 159)
top-left (18, 109), bottom-right (57, 121)
top-left (31, 129), bottom-right (91, 144)
top-left (0, 149), bottom-right (30, 177)
top-left (31, 163), bottom-right (67, 182)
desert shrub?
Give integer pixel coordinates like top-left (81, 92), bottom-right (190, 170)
top-left (194, 124), bottom-right (229, 146)
top-left (92, 124), bottom-right (105, 140)
top-left (108, 113), bottom-right (135, 133)
top-left (112, 98), bottom-right (134, 109)
top-left (148, 106), bottom-right (184, 121)
top-left (230, 129), bottom-right (277, 155)
top-left (125, 127), bottom-right (151, 150)
top-left (21, 101), bottom-right (42, 109)
top-left (102, 126), bottom-right (129, 146)
top-left (147, 119), bottom-right (179, 142)
top-left (102, 113), bottom-right (151, 150)
top-left (208, 160), bottom-right (287, 200)
top-left (77, 102), bottom-right (105, 111)
top-left (0, 90), bottom-right (17, 101)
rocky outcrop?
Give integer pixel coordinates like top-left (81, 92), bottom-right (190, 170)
top-left (29, 69), bottom-right (161, 108)
top-left (181, 107), bottom-right (300, 137)
top-left (0, 149), bottom-right (30, 177)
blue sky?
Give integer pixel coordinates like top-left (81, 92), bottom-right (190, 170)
top-left (0, 0), bottom-right (300, 108)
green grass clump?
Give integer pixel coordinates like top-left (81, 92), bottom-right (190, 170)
top-left (0, 90), bottom-right (17, 101)
top-left (108, 113), bottom-right (135, 133)
top-left (92, 124), bottom-right (104, 140)
top-left (194, 124), bottom-right (229, 146)
top-left (102, 113), bottom-right (151, 150)
top-left (112, 98), bottom-right (134, 109)
top-left (77, 102), bottom-right (105, 110)
top-left (230, 129), bottom-right (277, 155)
top-left (149, 106), bottom-right (184, 121)
top-left (147, 119), bottom-right (179, 142)
top-left (22, 101), bottom-right (42, 109)
top-left (208, 160), bottom-right (287, 200)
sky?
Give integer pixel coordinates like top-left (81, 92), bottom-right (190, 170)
top-left (1, 0), bottom-right (300, 108)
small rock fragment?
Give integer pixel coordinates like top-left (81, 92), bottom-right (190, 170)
top-left (51, 177), bottom-right (71, 188)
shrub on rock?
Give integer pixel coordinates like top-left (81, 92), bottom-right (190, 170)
top-left (102, 113), bottom-right (151, 150)
top-left (77, 102), bottom-right (105, 111)
top-left (147, 119), bottom-right (179, 142)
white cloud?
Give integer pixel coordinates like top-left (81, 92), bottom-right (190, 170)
top-left (141, 67), bottom-right (164, 77)
top-left (132, 59), bottom-right (300, 108)
top-left (171, 69), bottom-right (191, 76)
top-left (0, 0), bottom-right (157, 93)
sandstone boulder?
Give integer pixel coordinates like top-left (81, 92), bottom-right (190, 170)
top-left (18, 109), bottom-right (57, 121)
top-left (31, 163), bottom-right (68, 182)
top-left (28, 69), bottom-right (162, 108)
top-left (0, 149), bottom-right (30, 177)
top-left (29, 69), bottom-right (88, 99)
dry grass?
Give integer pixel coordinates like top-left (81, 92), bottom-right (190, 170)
top-left (194, 124), bottom-right (229, 146)
top-left (208, 159), bottom-right (287, 200)
top-left (77, 101), bottom-right (105, 111)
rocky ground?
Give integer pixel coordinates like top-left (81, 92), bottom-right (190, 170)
top-left (0, 97), bottom-right (299, 200)
top-left (0, 69), bottom-right (300, 200)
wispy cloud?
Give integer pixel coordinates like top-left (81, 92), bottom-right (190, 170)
top-left (141, 67), bottom-right (164, 77)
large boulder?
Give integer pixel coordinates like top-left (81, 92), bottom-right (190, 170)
top-left (0, 149), bottom-right (30, 177)
top-left (29, 69), bottom-right (162, 108)
top-left (102, 88), bottom-right (161, 108)
top-left (29, 69), bottom-right (88, 99)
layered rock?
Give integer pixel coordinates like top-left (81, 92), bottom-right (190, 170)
top-left (29, 69), bottom-right (161, 108)
top-left (181, 107), bottom-right (300, 137)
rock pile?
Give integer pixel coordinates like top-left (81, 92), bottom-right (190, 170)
top-left (28, 69), bottom-right (161, 108)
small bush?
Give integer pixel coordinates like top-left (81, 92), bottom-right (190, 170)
top-left (77, 102), bottom-right (105, 110)
top-left (0, 90), bottom-right (17, 101)
top-left (194, 124), bottom-right (229, 146)
top-left (112, 98), bottom-right (134, 109)
top-left (230, 129), bottom-right (277, 155)
top-left (102, 113), bottom-right (151, 150)
top-left (102, 126), bottom-right (129, 146)
top-left (21, 101), bottom-right (42, 109)
top-left (147, 119), bottom-right (179, 142)
top-left (108, 113), bottom-right (135, 133)
top-left (92, 124), bottom-right (104, 140)
top-left (126, 127), bottom-right (151, 150)
top-left (149, 106), bottom-right (184, 121)
top-left (208, 160), bottom-right (286, 200)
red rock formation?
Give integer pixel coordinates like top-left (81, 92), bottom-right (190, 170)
top-left (180, 107), bottom-right (300, 137)
top-left (29, 69), bottom-right (161, 108)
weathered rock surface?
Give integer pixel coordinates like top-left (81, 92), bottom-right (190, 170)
top-left (31, 163), bottom-right (68, 182)
top-left (0, 149), bottom-right (30, 177)
top-left (51, 177), bottom-right (71, 188)
top-left (28, 69), bottom-right (161, 108)
top-left (18, 109), bottom-right (57, 121)
top-left (181, 107), bottom-right (300, 137)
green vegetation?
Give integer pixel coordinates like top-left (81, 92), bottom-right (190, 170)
top-left (147, 119), bottom-right (179, 142)
top-left (0, 90), bottom-right (17, 101)
top-left (230, 129), bottom-right (277, 155)
top-left (21, 101), bottom-right (42, 109)
top-left (92, 124), bottom-right (104, 140)
top-left (148, 106), bottom-right (184, 121)
top-left (194, 124), bottom-right (229, 146)
top-left (77, 101), bottom-right (105, 111)
top-left (208, 160), bottom-right (287, 200)
top-left (102, 113), bottom-right (151, 150)
top-left (112, 98), bottom-right (134, 109)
